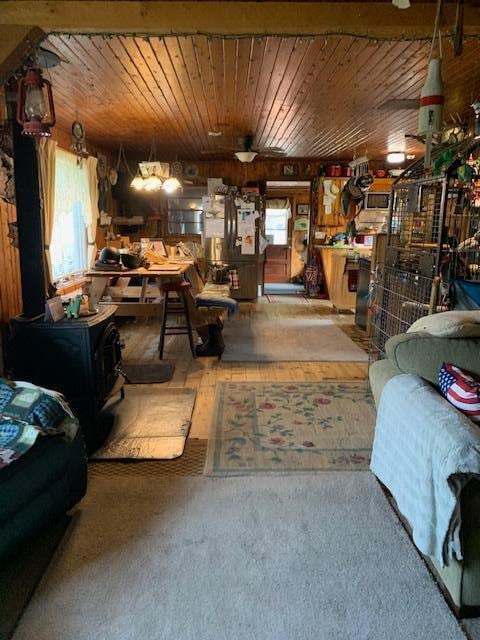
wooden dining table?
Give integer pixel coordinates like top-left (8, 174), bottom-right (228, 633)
top-left (86, 261), bottom-right (193, 316)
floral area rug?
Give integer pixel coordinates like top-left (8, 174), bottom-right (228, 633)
top-left (204, 381), bottom-right (376, 475)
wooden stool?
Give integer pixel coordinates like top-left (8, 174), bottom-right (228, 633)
top-left (158, 280), bottom-right (196, 359)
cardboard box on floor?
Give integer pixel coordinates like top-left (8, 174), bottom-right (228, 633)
top-left (106, 237), bottom-right (130, 249)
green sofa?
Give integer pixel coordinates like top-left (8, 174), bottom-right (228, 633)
top-left (369, 332), bottom-right (480, 616)
top-left (0, 429), bottom-right (87, 562)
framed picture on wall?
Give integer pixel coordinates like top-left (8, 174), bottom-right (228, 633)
top-left (302, 163), bottom-right (313, 177)
top-left (297, 204), bottom-right (310, 216)
top-left (282, 164), bottom-right (298, 177)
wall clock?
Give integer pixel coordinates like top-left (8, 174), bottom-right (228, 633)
top-left (71, 120), bottom-right (88, 166)
top-left (184, 163), bottom-right (199, 179)
top-left (72, 120), bottom-right (85, 141)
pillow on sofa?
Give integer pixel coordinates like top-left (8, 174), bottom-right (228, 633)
top-left (439, 363), bottom-right (480, 423)
top-left (407, 311), bottom-right (480, 337)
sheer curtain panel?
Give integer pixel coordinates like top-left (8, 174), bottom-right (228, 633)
top-left (37, 137), bottom-right (57, 287)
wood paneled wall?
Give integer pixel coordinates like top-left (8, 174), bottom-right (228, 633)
top-left (0, 122), bottom-right (116, 327)
top-left (184, 158), bottom-right (323, 186)
top-left (0, 198), bottom-right (22, 323)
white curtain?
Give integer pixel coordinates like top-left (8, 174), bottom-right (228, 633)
top-left (266, 198), bottom-right (290, 210)
top-left (37, 137), bottom-right (57, 286)
top-left (51, 149), bottom-right (92, 278)
top-left (85, 156), bottom-right (99, 267)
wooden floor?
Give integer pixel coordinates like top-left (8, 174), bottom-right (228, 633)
top-left (118, 298), bottom-right (369, 440)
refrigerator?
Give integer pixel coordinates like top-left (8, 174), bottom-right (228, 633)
top-left (204, 193), bottom-right (264, 300)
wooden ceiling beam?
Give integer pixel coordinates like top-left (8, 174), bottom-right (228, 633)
top-left (0, 26), bottom-right (45, 83)
top-left (1, 2), bottom-right (480, 40)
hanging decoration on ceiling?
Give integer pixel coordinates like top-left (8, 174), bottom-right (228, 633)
top-left (340, 174), bottom-right (374, 221)
top-left (418, 0), bottom-right (444, 169)
top-left (440, 114), bottom-right (467, 145)
top-left (97, 152), bottom-right (110, 215)
top-left (453, 0), bottom-right (464, 57)
top-left (129, 131), bottom-right (175, 193)
top-left (348, 154), bottom-right (370, 178)
top-left (170, 161), bottom-right (183, 179)
top-left (16, 68), bottom-right (56, 138)
top-left (418, 57), bottom-right (444, 137)
top-left (71, 119), bottom-right (89, 166)
top-left (0, 123), bottom-right (15, 205)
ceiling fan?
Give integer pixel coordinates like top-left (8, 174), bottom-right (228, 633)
top-left (201, 135), bottom-right (285, 163)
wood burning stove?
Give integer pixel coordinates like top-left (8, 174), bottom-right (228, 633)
top-left (10, 304), bottom-right (123, 451)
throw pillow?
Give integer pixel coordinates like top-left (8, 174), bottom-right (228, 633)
top-left (439, 363), bottom-right (480, 423)
top-left (408, 311), bottom-right (480, 337)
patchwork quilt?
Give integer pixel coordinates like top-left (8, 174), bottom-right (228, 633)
top-left (0, 379), bottom-right (78, 468)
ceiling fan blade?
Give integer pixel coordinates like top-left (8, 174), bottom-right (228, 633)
top-left (200, 147), bottom-right (239, 155)
top-left (253, 146), bottom-right (285, 153)
top-left (254, 148), bottom-right (286, 157)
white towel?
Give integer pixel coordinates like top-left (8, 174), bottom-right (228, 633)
top-left (370, 373), bottom-right (480, 565)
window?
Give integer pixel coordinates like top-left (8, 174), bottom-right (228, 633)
top-left (50, 149), bottom-right (91, 280)
top-left (265, 208), bottom-right (290, 245)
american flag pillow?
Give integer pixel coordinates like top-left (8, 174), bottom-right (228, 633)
top-left (439, 363), bottom-right (480, 423)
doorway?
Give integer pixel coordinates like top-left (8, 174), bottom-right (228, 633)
top-left (263, 181), bottom-right (311, 294)
top-left (264, 205), bottom-right (291, 284)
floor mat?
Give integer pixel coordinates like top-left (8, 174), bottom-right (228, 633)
top-left (222, 317), bottom-right (368, 362)
top-left (89, 439), bottom-right (206, 476)
top-left (122, 361), bottom-right (174, 384)
top-left (91, 386), bottom-right (196, 460)
top-left (265, 294), bottom-right (309, 304)
top-left (205, 380), bottom-right (375, 475)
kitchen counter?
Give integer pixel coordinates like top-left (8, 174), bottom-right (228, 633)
top-left (316, 246), bottom-right (371, 310)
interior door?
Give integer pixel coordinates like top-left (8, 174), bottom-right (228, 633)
top-left (264, 206), bottom-right (292, 283)
top-left (264, 245), bottom-right (292, 283)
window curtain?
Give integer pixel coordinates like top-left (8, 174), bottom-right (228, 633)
top-left (37, 137), bottom-right (58, 287)
top-left (266, 198), bottom-right (290, 210)
top-left (52, 149), bottom-right (92, 277)
top-left (85, 156), bottom-right (99, 267)
top-left (54, 149), bottom-right (91, 220)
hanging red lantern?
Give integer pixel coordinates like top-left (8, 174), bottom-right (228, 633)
top-left (16, 68), bottom-right (56, 137)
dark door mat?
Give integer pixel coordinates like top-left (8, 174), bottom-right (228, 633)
top-left (0, 515), bottom-right (70, 640)
top-left (89, 439), bottom-right (207, 477)
top-left (122, 361), bottom-right (174, 384)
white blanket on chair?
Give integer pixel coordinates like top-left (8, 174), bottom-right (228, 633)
top-left (370, 373), bottom-right (480, 566)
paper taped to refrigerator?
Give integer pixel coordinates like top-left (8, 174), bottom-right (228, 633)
top-left (241, 234), bottom-right (255, 255)
top-left (205, 217), bottom-right (224, 238)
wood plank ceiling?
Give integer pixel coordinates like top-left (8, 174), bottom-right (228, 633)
top-left (45, 33), bottom-right (480, 161)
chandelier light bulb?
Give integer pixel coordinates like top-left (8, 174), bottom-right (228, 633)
top-left (163, 177), bottom-right (181, 194)
top-left (130, 175), bottom-right (144, 190)
top-left (144, 175), bottom-right (162, 191)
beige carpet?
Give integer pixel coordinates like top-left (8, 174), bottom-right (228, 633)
top-left (91, 386), bottom-right (196, 460)
top-left (222, 317), bottom-right (368, 362)
top-left (13, 474), bottom-right (466, 640)
top-left (205, 381), bottom-right (375, 474)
